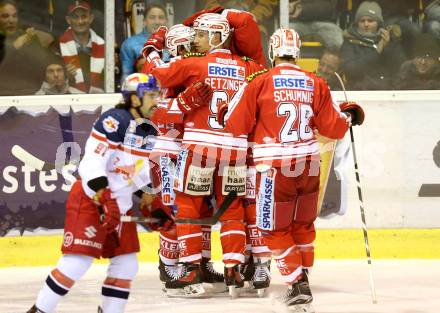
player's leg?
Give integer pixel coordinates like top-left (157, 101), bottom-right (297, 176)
top-left (166, 149), bottom-right (212, 296)
top-left (215, 162), bottom-right (247, 296)
top-left (199, 197), bottom-right (224, 285)
top-left (27, 181), bottom-right (105, 312)
top-left (99, 212), bottom-right (140, 312)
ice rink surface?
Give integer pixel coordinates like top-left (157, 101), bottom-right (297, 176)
top-left (1, 260), bottom-right (439, 313)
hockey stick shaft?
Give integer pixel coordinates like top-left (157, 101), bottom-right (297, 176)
top-left (11, 145), bottom-right (78, 171)
top-left (120, 216), bottom-right (160, 223)
top-left (334, 72), bottom-right (377, 304)
top-left (175, 190), bottom-right (237, 225)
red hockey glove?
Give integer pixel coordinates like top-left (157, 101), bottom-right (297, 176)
top-left (140, 198), bottom-right (174, 231)
top-left (96, 189), bottom-right (120, 234)
top-left (217, 99), bottom-right (229, 127)
top-left (141, 26), bottom-right (168, 59)
top-left (183, 6), bottom-right (224, 26)
top-left (176, 81), bottom-right (213, 113)
top-left (340, 101), bottom-right (365, 126)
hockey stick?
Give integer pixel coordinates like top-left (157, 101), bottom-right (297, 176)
top-left (11, 145), bottom-right (78, 171)
top-left (120, 216), bottom-right (160, 223)
top-left (334, 72), bottom-right (378, 304)
top-left (175, 190), bottom-right (237, 225)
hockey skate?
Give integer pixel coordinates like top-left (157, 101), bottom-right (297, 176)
top-left (26, 305), bottom-right (45, 313)
top-left (240, 255), bottom-right (255, 289)
top-left (224, 264), bottom-right (244, 298)
top-left (158, 258), bottom-right (181, 284)
top-left (252, 259), bottom-right (271, 297)
top-left (272, 271), bottom-right (314, 313)
top-left (165, 263), bottom-right (206, 298)
top-left (200, 258), bottom-right (226, 293)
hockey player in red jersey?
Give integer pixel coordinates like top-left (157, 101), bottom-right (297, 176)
top-left (218, 28), bottom-right (364, 311)
top-left (144, 13), bottom-right (267, 297)
top-left (140, 23), bottom-right (226, 293)
top-left (26, 73), bottom-right (163, 313)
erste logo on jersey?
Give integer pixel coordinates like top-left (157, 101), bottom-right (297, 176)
top-left (273, 75), bottom-right (314, 91)
top-left (208, 63), bottom-right (245, 80)
top-left (103, 116), bottom-right (119, 133)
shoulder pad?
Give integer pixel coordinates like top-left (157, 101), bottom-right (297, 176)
top-left (246, 69), bottom-right (269, 82)
top-left (241, 56), bottom-right (254, 62)
top-left (183, 52), bottom-right (206, 58)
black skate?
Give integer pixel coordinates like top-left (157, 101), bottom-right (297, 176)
top-left (158, 258), bottom-right (180, 284)
top-left (164, 263), bottom-right (205, 298)
top-left (224, 264), bottom-right (244, 298)
top-left (240, 255), bottom-right (255, 289)
top-left (277, 271), bottom-right (314, 313)
top-left (97, 306), bottom-right (103, 313)
top-left (26, 305), bottom-right (45, 313)
top-left (252, 259), bottom-right (271, 297)
top-left (200, 258), bottom-right (226, 293)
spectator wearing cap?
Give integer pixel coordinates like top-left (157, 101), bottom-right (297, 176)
top-left (340, 1), bottom-right (406, 90)
top-left (119, 3), bottom-right (169, 82)
top-left (56, 0), bottom-right (104, 93)
top-left (35, 55), bottom-right (83, 95)
top-left (393, 33), bottom-right (440, 89)
top-left (0, 0), bottom-right (49, 95)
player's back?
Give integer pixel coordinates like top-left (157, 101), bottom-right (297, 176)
top-left (151, 48), bottom-right (264, 157)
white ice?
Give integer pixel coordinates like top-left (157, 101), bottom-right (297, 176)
top-left (1, 260), bottom-right (439, 313)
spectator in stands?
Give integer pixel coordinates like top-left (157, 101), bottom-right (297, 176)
top-left (340, 1), bottom-right (406, 90)
top-left (393, 33), bottom-right (440, 89)
top-left (35, 55), bottom-right (83, 95)
top-left (425, 0), bottom-right (440, 42)
top-left (0, 0), bottom-right (49, 95)
top-left (316, 49), bottom-right (343, 90)
top-left (120, 3), bottom-right (168, 82)
top-left (55, 0), bottom-right (104, 93)
top-left (289, 0), bottom-right (343, 49)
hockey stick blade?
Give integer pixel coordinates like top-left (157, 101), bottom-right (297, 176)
top-left (11, 145), bottom-right (77, 171)
top-left (175, 190), bottom-right (237, 225)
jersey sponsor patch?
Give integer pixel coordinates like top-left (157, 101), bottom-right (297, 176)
top-left (246, 167), bottom-right (257, 199)
top-left (273, 75), bottom-right (314, 91)
top-left (256, 168), bottom-right (276, 230)
top-left (221, 165), bottom-right (247, 196)
top-left (208, 63), bottom-right (245, 80)
top-left (184, 165), bottom-right (215, 196)
top-left (102, 116), bottom-right (120, 133)
top-left (63, 231), bottom-right (74, 247)
top-left (160, 156), bottom-right (175, 205)
top-left (124, 134), bottom-right (144, 148)
top-left (173, 149), bottom-right (188, 192)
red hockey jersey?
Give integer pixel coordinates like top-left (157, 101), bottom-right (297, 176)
top-left (224, 63), bottom-right (350, 167)
top-left (151, 49), bottom-right (265, 158)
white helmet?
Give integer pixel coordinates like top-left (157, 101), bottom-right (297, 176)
top-left (193, 13), bottom-right (230, 49)
top-left (268, 28), bottom-right (301, 64)
top-left (165, 24), bottom-right (195, 57)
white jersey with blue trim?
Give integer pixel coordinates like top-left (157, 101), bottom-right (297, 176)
top-left (78, 108), bottom-right (157, 213)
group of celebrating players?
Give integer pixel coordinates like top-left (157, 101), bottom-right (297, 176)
top-left (26, 5), bottom-right (364, 313)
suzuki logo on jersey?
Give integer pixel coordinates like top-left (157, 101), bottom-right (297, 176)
top-left (257, 169), bottom-right (276, 230)
top-left (273, 75), bottom-right (314, 90)
top-left (84, 226), bottom-right (97, 238)
top-left (208, 63), bottom-right (245, 80)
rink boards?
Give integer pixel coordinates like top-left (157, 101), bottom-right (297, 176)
top-left (1, 228), bottom-right (440, 267)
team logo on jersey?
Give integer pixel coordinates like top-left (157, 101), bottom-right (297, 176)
top-left (124, 134), bottom-right (143, 148)
top-left (208, 63), bottom-right (245, 80)
top-left (102, 116), bottom-right (119, 133)
top-left (273, 75), bottom-right (314, 90)
top-left (256, 168), bottom-right (276, 230)
top-left (63, 231), bottom-right (74, 247)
